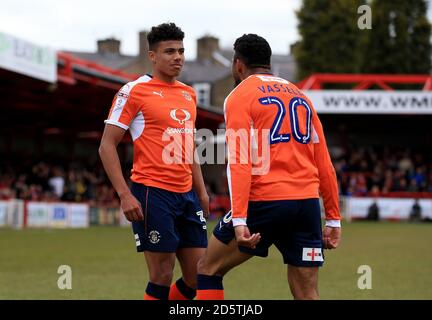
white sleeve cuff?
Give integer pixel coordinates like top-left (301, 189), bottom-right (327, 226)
top-left (104, 119), bottom-right (129, 130)
top-left (232, 218), bottom-right (247, 227)
top-left (325, 220), bottom-right (341, 228)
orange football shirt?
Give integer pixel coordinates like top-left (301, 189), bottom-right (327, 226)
top-left (224, 74), bottom-right (340, 224)
top-left (105, 75), bottom-right (197, 193)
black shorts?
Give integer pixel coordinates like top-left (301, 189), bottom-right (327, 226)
top-left (131, 182), bottom-right (208, 252)
top-left (213, 199), bottom-right (324, 267)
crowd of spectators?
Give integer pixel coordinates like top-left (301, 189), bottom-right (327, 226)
top-left (0, 146), bottom-right (431, 211)
top-left (0, 161), bottom-right (120, 207)
top-left (333, 147), bottom-right (432, 196)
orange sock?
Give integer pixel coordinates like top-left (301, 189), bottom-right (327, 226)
top-left (196, 274), bottom-right (224, 300)
top-left (196, 289), bottom-right (224, 300)
top-left (169, 278), bottom-right (196, 300)
top-left (144, 293), bottom-right (159, 300)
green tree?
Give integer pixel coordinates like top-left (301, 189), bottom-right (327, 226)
top-left (294, 0), bottom-right (366, 81)
top-left (362, 0), bottom-right (431, 74)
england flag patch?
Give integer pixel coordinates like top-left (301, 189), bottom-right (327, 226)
top-left (302, 248), bottom-right (324, 262)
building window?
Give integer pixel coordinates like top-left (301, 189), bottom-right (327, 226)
top-left (193, 83), bottom-right (211, 107)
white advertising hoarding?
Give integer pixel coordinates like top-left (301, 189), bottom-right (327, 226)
top-left (305, 90), bottom-right (432, 114)
top-left (22, 201), bottom-right (89, 228)
top-left (27, 202), bottom-right (50, 227)
top-left (119, 208), bottom-right (131, 227)
top-left (346, 197), bottom-right (432, 220)
top-left (49, 203), bottom-right (68, 228)
top-left (68, 204), bottom-right (89, 228)
top-left (0, 202), bottom-right (7, 226)
top-left (0, 31), bottom-right (57, 83)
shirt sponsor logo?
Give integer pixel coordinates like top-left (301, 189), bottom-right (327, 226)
top-left (170, 109), bottom-right (191, 125)
top-left (166, 127), bottom-right (195, 134)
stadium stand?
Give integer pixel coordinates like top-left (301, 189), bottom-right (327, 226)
top-left (1, 32), bottom-right (431, 227)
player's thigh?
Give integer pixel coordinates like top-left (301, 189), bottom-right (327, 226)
top-left (287, 265), bottom-right (319, 291)
top-left (198, 234), bottom-right (252, 276)
top-left (176, 247), bottom-right (206, 286)
top-left (144, 251), bottom-right (176, 280)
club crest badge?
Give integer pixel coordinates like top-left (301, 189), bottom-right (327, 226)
top-left (182, 91), bottom-right (192, 101)
top-left (148, 230), bottom-right (161, 244)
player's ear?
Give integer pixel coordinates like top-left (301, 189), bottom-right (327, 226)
top-left (148, 49), bottom-right (156, 64)
top-left (233, 58), bottom-right (241, 72)
top-left (237, 58), bottom-right (246, 74)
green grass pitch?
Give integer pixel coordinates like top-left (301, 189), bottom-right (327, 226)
top-left (1, 221), bottom-right (432, 299)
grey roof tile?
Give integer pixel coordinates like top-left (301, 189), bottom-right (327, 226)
top-left (64, 48), bottom-right (296, 83)
top-left (179, 60), bottom-right (231, 83)
top-left (63, 51), bottom-right (137, 70)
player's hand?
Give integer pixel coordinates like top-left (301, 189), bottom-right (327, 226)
top-left (119, 192), bottom-right (143, 222)
top-left (234, 225), bottom-right (261, 249)
top-left (323, 226), bottom-right (341, 249)
top-left (198, 192), bottom-right (210, 219)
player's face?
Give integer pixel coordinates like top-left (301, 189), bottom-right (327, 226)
top-left (150, 40), bottom-right (185, 78)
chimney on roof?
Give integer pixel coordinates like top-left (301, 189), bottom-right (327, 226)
top-left (139, 31), bottom-right (149, 57)
top-left (97, 37), bottom-right (120, 55)
top-left (138, 31), bottom-right (152, 73)
top-left (197, 35), bottom-right (219, 61)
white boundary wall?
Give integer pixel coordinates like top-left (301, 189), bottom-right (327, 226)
top-left (0, 199), bottom-right (24, 229)
top-left (343, 197), bottom-right (432, 220)
top-left (2, 197), bottom-right (431, 228)
top-left (0, 200), bottom-right (89, 228)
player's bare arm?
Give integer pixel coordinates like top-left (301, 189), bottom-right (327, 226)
top-left (311, 114), bottom-right (342, 250)
top-left (99, 124), bottom-right (143, 222)
top-left (192, 149), bottom-right (209, 218)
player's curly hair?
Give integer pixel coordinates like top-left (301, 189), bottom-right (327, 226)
top-left (147, 23), bottom-right (185, 50)
top-left (233, 34), bottom-right (272, 69)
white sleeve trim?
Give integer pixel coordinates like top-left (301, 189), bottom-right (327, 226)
top-left (104, 120), bottom-right (129, 131)
top-left (232, 218), bottom-right (247, 227)
top-left (325, 220), bottom-right (341, 228)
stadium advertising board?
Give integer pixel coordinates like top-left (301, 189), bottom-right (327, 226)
top-left (0, 201), bottom-right (7, 226)
top-left (0, 31), bottom-right (57, 83)
top-left (305, 90), bottom-right (432, 114)
top-left (119, 208), bottom-right (131, 227)
top-left (346, 197), bottom-right (432, 220)
top-left (49, 203), bottom-right (68, 228)
top-left (0, 199), bottom-right (25, 229)
top-left (0, 200), bottom-right (95, 228)
top-left (27, 202), bottom-right (50, 227)
top-left (68, 204), bottom-right (89, 228)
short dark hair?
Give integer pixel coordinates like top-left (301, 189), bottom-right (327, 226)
top-left (233, 34), bottom-right (272, 68)
top-left (147, 23), bottom-right (184, 50)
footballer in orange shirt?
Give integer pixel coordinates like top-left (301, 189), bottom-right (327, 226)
top-left (99, 23), bottom-right (208, 300)
top-left (196, 34), bottom-right (341, 300)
